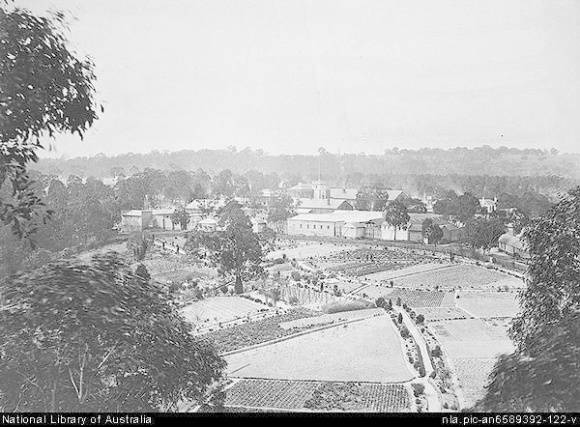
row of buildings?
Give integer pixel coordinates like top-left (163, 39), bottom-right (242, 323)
top-left (286, 210), bottom-right (464, 243)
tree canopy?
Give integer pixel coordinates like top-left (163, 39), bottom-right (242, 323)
top-left (0, 6), bottom-right (100, 238)
top-left (477, 187), bottom-right (580, 411)
top-left (0, 253), bottom-right (225, 411)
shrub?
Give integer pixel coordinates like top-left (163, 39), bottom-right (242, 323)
top-left (397, 313), bottom-right (403, 324)
top-left (431, 345), bottom-right (442, 358)
top-left (416, 314), bottom-right (425, 324)
top-left (375, 297), bottom-right (386, 308)
top-left (412, 383), bottom-right (425, 397)
top-left (322, 300), bottom-right (372, 314)
top-left (400, 326), bottom-right (410, 338)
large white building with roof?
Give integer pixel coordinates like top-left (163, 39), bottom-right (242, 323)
top-left (287, 210), bottom-right (384, 238)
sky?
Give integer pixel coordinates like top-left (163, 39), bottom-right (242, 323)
top-left (15, 0), bottom-right (580, 158)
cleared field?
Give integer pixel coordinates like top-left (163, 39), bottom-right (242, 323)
top-left (451, 358), bottom-right (498, 408)
top-left (393, 264), bottom-right (524, 290)
top-left (225, 315), bottom-right (414, 382)
top-left (355, 284), bottom-right (395, 300)
top-left (457, 291), bottom-right (520, 318)
top-left (415, 307), bottom-right (469, 322)
top-left (181, 296), bottom-right (269, 325)
top-left (279, 308), bottom-right (383, 330)
top-left (365, 263), bottom-right (453, 281)
top-left (225, 379), bottom-right (411, 412)
top-left (431, 319), bottom-right (514, 359)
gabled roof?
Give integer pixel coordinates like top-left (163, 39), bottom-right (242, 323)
top-left (386, 190), bottom-right (407, 200)
top-left (297, 198), bottom-right (352, 210)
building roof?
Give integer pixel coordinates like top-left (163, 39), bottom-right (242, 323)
top-left (499, 233), bottom-right (525, 250)
top-left (386, 190), bottom-right (406, 200)
top-left (152, 208), bottom-right (175, 216)
top-left (297, 198), bottom-right (352, 210)
top-left (122, 210), bottom-right (144, 217)
top-left (329, 188), bottom-right (358, 200)
top-left (289, 210), bottom-right (383, 224)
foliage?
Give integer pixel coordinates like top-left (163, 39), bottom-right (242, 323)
top-left (267, 194), bottom-right (295, 223)
top-left (194, 202), bottom-right (263, 294)
top-left (0, 253), bottom-right (225, 411)
top-left (434, 192), bottom-right (480, 223)
top-left (422, 218), bottom-right (443, 246)
top-left (0, 7), bottom-right (100, 238)
top-left (171, 207), bottom-right (190, 230)
top-left (127, 232), bottom-right (151, 261)
top-left (384, 201), bottom-right (410, 240)
top-left (354, 186), bottom-right (389, 211)
top-left (464, 217), bottom-right (505, 252)
top-left (477, 187), bottom-right (580, 411)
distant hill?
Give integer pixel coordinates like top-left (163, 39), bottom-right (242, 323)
top-left (34, 146), bottom-right (580, 180)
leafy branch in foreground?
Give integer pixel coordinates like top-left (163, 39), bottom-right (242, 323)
top-left (0, 253), bottom-right (225, 411)
top-left (0, 6), bottom-right (100, 238)
top-left (477, 187), bottom-right (580, 412)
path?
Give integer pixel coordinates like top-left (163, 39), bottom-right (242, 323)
top-left (394, 305), bottom-right (442, 412)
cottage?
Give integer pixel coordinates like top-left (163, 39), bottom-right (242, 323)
top-left (120, 210), bottom-right (153, 233)
top-left (498, 225), bottom-right (529, 258)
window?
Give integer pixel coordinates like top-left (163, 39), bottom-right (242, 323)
top-left (327, 226), bottom-right (330, 229)
top-left (299, 224), bottom-right (302, 228)
top-left (320, 225), bottom-right (323, 229)
top-left (307, 224), bottom-right (310, 229)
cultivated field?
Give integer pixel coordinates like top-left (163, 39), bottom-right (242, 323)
top-left (392, 264), bottom-right (524, 290)
top-left (456, 291), bottom-right (520, 318)
top-left (225, 315), bottom-right (414, 382)
top-left (267, 242), bottom-right (355, 261)
top-left (225, 378), bottom-right (412, 412)
top-left (200, 309), bottom-right (318, 353)
top-left (279, 308), bottom-right (383, 330)
top-left (364, 262), bottom-right (453, 281)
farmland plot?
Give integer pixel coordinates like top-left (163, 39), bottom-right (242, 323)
top-left (181, 296), bottom-right (269, 326)
top-left (431, 319), bottom-right (514, 359)
top-left (279, 308), bottom-right (383, 330)
top-left (388, 289), bottom-right (456, 308)
top-left (267, 242), bottom-right (355, 261)
top-left (393, 264), bottom-right (523, 290)
top-left (225, 315), bottom-right (414, 382)
top-left (415, 307), bottom-right (469, 322)
top-left (201, 309), bottom-right (318, 353)
top-left (365, 262), bottom-right (453, 281)
top-left (451, 358), bottom-right (498, 408)
top-left (224, 379), bottom-right (411, 412)
top-left (456, 291), bottom-right (520, 318)
top-left (304, 381), bottom-right (411, 412)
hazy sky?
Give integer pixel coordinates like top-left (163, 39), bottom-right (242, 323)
top-left (17, 0), bottom-right (580, 158)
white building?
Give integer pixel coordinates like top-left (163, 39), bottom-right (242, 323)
top-left (287, 210), bottom-right (384, 238)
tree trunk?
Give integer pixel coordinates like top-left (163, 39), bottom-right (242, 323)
top-left (234, 275), bottom-right (244, 294)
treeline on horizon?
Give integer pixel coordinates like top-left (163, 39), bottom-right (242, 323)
top-left (33, 146), bottom-right (578, 199)
top-left (35, 145), bottom-right (580, 178)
